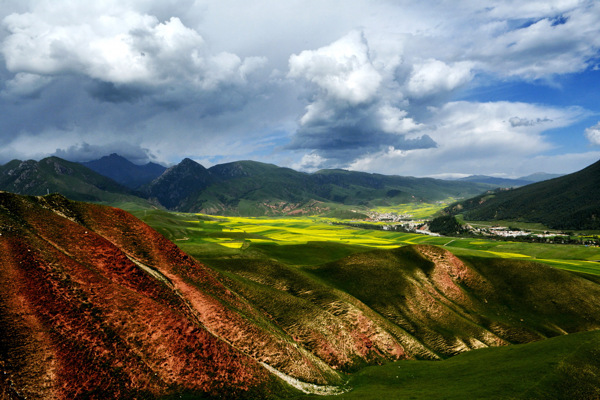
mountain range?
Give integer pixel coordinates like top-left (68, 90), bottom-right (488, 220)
top-left (2, 191), bottom-right (600, 398)
top-left (0, 155), bottom-right (496, 215)
top-left (141, 158), bottom-right (499, 214)
top-left (1, 154), bottom-right (595, 229)
top-left (446, 158), bottom-right (600, 230)
top-left (457, 172), bottom-right (562, 187)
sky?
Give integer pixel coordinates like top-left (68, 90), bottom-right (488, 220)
top-left (1, 0), bottom-right (600, 178)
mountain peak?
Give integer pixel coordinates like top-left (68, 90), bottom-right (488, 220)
top-left (178, 157), bottom-right (205, 169)
top-left (81, 154), bottom-right (166, 189)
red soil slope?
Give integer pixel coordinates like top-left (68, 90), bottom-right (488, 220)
top-left (0, 193), bottom-right (273, 399)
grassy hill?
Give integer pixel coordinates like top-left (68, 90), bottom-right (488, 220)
top-left (299, 329), bottom-right (600, 399)
top-left (446, 159), bottom-right (600, 230)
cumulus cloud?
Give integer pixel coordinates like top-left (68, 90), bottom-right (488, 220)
top-left (348, 101), bottom-right (586, 176)
top-left (1, 3), bottom-right (266, 96)
top-left (0, 0), bottom-right (599, 177)
top-left (585, 122), bottom-right (600, 145)
top-left (287, 31), bottom-right (435, 166)
top-left (406, 59), bottom-right (473, 98)
top-left (289, 31), bottom-right (382, 105)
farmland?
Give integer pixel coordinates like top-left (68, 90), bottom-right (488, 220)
top-left (132, 207), bottom-right (600, 276)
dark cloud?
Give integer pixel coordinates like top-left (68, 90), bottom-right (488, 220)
top-left (54, 142), bottom-right (158, 165)
top-left (86, 81), bottom-right (148, 103)
top-left (287, 104), bottom-right (437, 164)
top-left (509, 116), bottom-right (552, 127)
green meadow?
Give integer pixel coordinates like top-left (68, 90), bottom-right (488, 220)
top-left (296, 329), bottom-right (600, 400)
top-left (131, 208), bottom-right (600, 276)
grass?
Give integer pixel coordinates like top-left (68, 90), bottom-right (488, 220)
top-left (296, 329), bottom-right (600, 399)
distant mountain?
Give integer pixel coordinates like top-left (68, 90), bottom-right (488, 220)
top-left (458, 175), bottom-right (533, 187)
top-left (0, 156), bottom-right (150, 207)
top-left (0, 155), bottom-right (499, 216)
top-left (81, 153), bottom-right (166, 189)
top-left (457, 172), bottom-right (562, 187)
top-left (142, 159), bottom-right (495, 214)
top-left (518, 172), bottom-right (563, 183)
top-left (446, 159), bottom-right (600, 230)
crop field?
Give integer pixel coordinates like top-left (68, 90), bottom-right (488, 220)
top-left (370, 199), bottom-right (457, 219)
top-left (132, 209), bottom-right (600, 275)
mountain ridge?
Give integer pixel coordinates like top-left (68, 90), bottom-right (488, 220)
top-left (0, 156), bottom-right (152, 208)
top-left (141, 157), bottom-right (496, 214)
top-left (445, 158), bottom-right (600, 229)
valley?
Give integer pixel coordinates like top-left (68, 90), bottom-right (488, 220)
top-left (2, 156), bottom-right (600, 398)
top-left (131, 206), bottom-right (600, 276)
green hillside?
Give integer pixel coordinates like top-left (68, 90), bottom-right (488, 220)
top-left (0, 156), bottom-right (154, 208)
top-left (144, 159), bottom-right (493, 214)
top-left (299, 329), bottom-right (600, 399)
top-left (446, 159), bottom-right (600, 230)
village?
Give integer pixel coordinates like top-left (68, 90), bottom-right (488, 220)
top-left (363, 211), bottom-right (600, 246)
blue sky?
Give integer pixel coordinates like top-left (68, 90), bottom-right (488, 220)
top-left (1, 0), bottom-right (600, 178)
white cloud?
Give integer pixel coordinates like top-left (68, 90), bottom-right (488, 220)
top-left (1, 3), bottom-right (265, 91)
top-left (288, 31), bottom-right (382, 106)
top-left (377, 104), bottom-right (422, 135)
top-left (406, 59), bottom-right (473, 98)
top-left (470, 1), bottom-right (600, 79)
top-left (292, 152), bottom-right (327, 172)
top-left (0, 1), bottom-right (599, 176)
top-left (585, 122), bottom-right (600, 145)
top-left (2, 73), bottom-right (53, 97)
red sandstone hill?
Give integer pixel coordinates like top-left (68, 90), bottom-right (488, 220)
top-left (2, 192), bottom-right (600, 399)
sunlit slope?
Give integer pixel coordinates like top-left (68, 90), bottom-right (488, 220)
top-left (0, 192), bottom-right (287, 399)
top-left (308, 245), bottom-right (600, 356)
top-left (447, 158), bottom-right (600, 230)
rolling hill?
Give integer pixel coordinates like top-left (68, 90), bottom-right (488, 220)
top-left (2, 191), bottom-right (600, 398)
top-left (445, 159), bottom-right (600, 230)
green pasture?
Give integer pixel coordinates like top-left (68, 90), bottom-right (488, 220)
top-left (296, 329), bottom-right (600, 400)
top-left (131, 209), bottom-right (600, 275)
